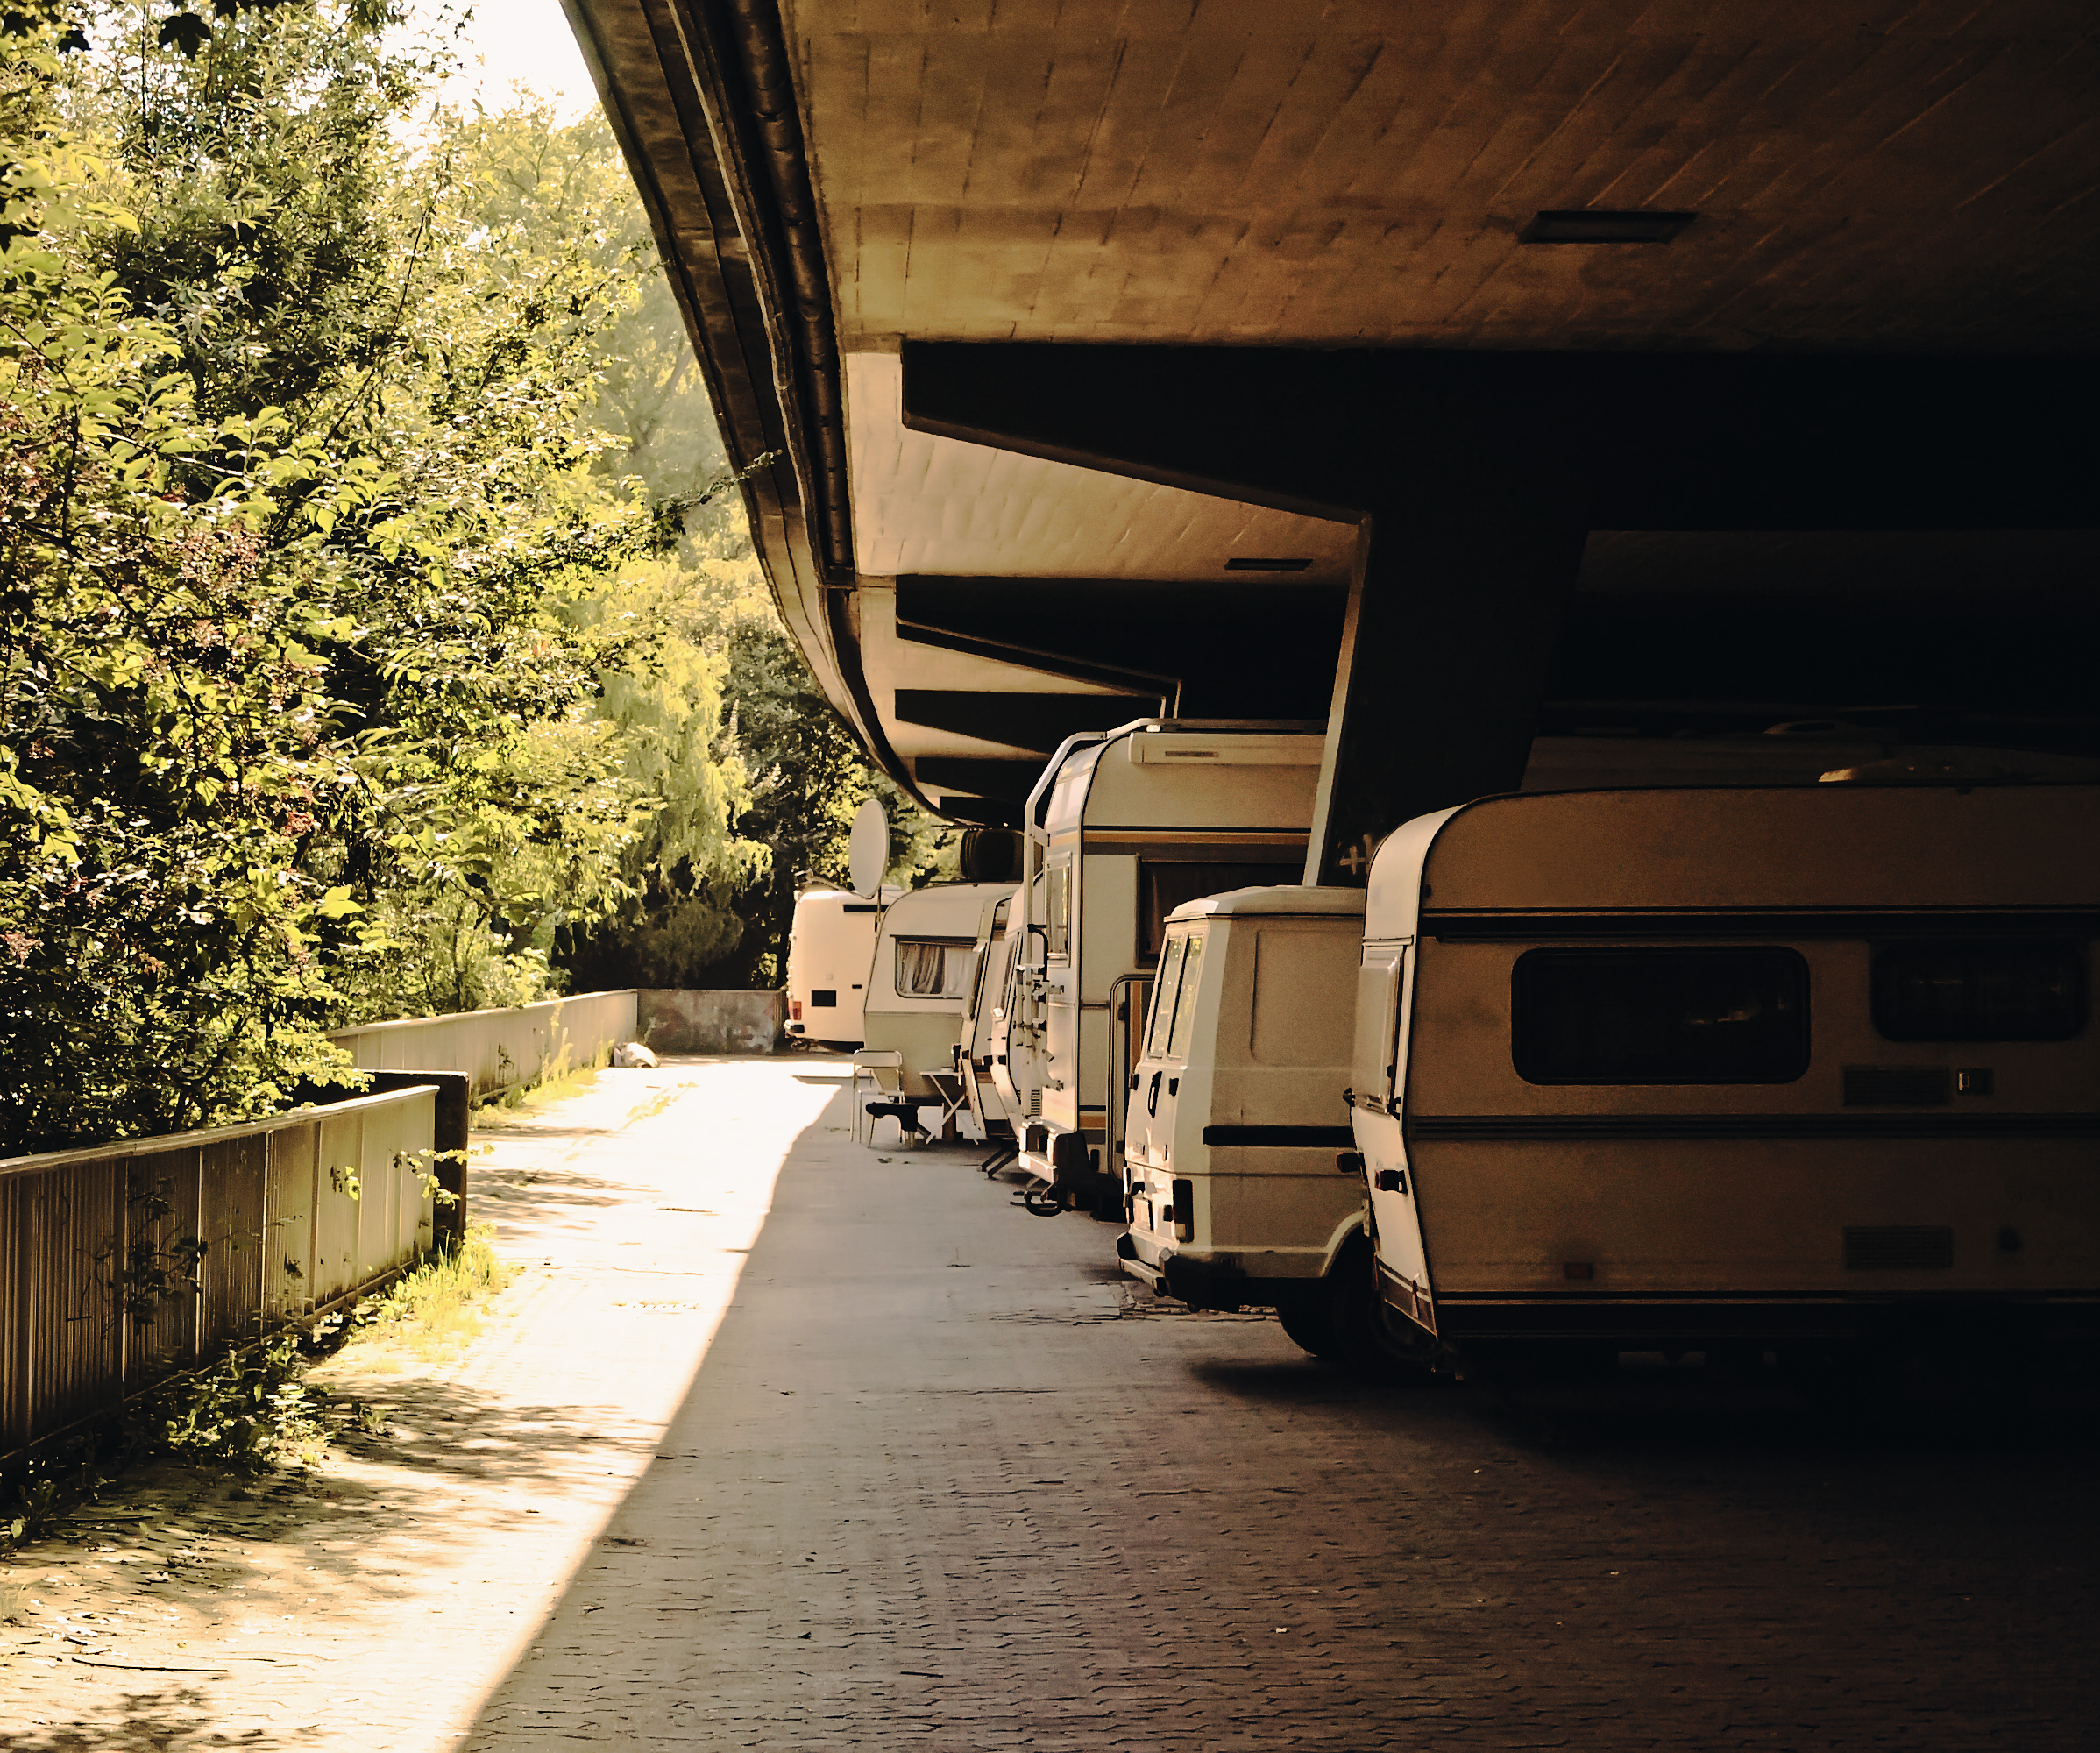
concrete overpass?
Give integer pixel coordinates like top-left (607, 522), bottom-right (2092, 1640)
top-left (562, 0), bottom-right (2100, 876)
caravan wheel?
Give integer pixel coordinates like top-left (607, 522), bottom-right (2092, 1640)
top-left (1276, 1295), bottom-right (1340, 1359)
top-left (1328, 1238), bottom-right (1436, 1382)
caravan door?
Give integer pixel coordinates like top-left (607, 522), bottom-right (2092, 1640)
top-left (1354, 936), bottom-right (1433, 1330)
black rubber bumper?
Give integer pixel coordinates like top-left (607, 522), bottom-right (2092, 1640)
top-left (1156, 1253), bottom-right (1324, 1315)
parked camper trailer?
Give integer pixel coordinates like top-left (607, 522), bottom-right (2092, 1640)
top-left (863, 882), bottom-right (1018, 1133)
top-left (1118, 886), bottom-right (1410, 1362)
top-left (784, 886), bottom-right (900, 1048)
top-left (1004, 720), bottom-right (1325, 1214)
top-left (954, 893), bottom-right (1020, 1143)
top-left (1350, 783), bottom-right (2100, 1385)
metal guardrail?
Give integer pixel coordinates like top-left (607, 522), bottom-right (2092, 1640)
top-left (329, 990), bottom-right (640, 1100)
top-left (0, 1086), bottom-right (437, 1465)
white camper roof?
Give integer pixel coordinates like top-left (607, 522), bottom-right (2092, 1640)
top-left (1364, 784), bottom-right (2100, 941)
top-left (878, 881), bottom-right (1016, 938)
top-left (1036, 720), bottom-right (1324, 840)
top-left (1166, 884), bottom-right (1367, 924)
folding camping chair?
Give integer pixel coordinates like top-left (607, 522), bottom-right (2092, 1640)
top-left (849, 1048), bottom-right (911, 1146)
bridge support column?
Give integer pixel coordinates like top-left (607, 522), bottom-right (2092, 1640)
top-left (1308, 514), bottom-right (1586, 885)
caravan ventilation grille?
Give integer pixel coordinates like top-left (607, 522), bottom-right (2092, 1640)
top-left (1843, 1065), bottom-right (1953, 1106)
top-left (1843, 1226), bottom-right (1955, 1271)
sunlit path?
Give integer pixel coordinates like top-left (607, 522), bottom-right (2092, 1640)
top-left (0, 1060), bottom-right (836, 1751)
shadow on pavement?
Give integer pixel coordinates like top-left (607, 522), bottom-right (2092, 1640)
top-left (449, 1089), bottom-right (2100, 1749)
top-left (0, 1686), bottom-right (284, 1753)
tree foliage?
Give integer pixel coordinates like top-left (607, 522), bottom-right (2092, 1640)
top-left (0, 2), bottom-right (949, 1154)
top-left (0, 3), bottom-right (947, 1155)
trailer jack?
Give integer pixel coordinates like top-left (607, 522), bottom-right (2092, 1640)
top-left (1021, 1180), bottom-right (1064, 1217)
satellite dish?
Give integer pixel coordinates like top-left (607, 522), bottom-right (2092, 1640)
top-left (848, 798), bottom-right (889, 898)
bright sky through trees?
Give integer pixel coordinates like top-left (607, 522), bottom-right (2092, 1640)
top-left (407, 0), bottom-right (596, 120)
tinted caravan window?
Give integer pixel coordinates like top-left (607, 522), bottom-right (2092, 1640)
top-left (1873, 941), bottom-right (2086, 1042)
top-left (1513, 948), bottom-right (1810, 1084)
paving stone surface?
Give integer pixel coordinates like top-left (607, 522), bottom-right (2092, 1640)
top-left (6, 1057), bottom-right (2098, 1750)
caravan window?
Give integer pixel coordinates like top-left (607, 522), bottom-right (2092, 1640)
top-left (1873, 940), bottom-right (2086, 1041)
top-left (1163, 931), bottom-right (1208, 1060)
top-left (1046, 864), bottom-right (1071, 957)
top-left (896, 939), bottom-right (973, 999)
top-left (1145, 936), bottom-right (1188, 1059)
top-left (1513, 947), bottom-right (1809, 1084)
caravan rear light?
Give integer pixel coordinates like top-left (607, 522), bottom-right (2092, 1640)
top-left (789, 998), bottom-right (802, 1021)
top-left (1171, 1179), bottom-right (1194, 1243)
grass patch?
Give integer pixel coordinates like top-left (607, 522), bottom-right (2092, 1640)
top-left (472, 1051), bottom-right (608, 1130)
top-left (334, 1224), bottom-right (516, 1368)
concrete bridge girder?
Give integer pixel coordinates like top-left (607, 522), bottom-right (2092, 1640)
top-left (561, 0), bottom-right (2100, 848)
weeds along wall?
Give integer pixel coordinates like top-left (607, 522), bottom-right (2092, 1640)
top-left (0, 1088), bottom-right (440, 1465)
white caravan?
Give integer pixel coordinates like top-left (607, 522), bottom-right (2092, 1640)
top-left (1004, 720), bottom-right (1325, 1215)
top-left (863, 881), bottom-right (1018, 1132)
top-left (784, 886), bottom-right (895, 1048)
top-left (1119, 886), bottom-right (1400, 1361)
top-left (953, 893), bottom-right (1020, 1144)
top-left (1352, 783), bottom-right (2100, 1383)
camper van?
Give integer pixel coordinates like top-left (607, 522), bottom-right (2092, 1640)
top-left (1118, 886), bottom-right (1408, 1363)
top-left (784, 885), bottom-right (895, 1048)
top-left (1350, 783), bottom-right (2100, 1385)
top-left (1004, 720), bottom-right (1326, 1215)
top-left (862, 881), bottom-right (1018, 1133)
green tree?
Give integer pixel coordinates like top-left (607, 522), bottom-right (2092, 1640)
top-left (0, 5), bottom-right (774, 1151)
top-left (0, 67), bottom-right (363, 1150)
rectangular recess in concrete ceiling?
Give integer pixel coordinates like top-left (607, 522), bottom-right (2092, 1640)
top-left (1522, 210), bottom-right (1699, 244)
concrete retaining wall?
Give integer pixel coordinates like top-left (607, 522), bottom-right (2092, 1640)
top-left (330, 990), bottom-right (639, 1101)
top-left (638, 990), bottom-right (786, 1054)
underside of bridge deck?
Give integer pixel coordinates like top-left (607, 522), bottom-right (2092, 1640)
top-left (563, 0), bottom-right (2100, 857)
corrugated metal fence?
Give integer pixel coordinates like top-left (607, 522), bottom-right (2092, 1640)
top-left (0, 1086), bottom-right (437, 1465)
top-left (330, 990), bottom-right (640, 1100)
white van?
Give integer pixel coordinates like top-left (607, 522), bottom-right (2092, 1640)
top-left (1351, 783), bottom-right (2100, 1385)
top-left (863, 881), bottom-right (1018, 1131)
top-left (1118, 886), bottom-right (1412, 1365)
top-left (784, 886), bottom-right (895, 1047)
top-left (1004, 720), bottom-right (1325, 1214)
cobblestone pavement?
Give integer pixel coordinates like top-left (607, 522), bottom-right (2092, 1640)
top-left (8, 1060), bottom-right (2100, 1751)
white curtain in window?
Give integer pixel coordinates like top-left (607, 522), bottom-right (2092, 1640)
top-left (898, 940), bottom-right (958, 997)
